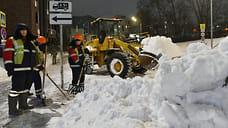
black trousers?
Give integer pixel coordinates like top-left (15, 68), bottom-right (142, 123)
top-left (71, 67), bottom-right (85, 85)
top-left (11, 71), bottom-right (33, 93)
top-left (27, 71), bottom-right (42, 95)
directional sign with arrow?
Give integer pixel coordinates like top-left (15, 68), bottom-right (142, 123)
top-left (50, 13), bottom-right (72, 25)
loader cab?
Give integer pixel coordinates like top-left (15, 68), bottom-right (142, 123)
top-left (90, 18), bottom-right (122, 43)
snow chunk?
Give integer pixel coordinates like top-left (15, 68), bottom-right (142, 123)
top-left (187, 43), bottom-right (209, 54)
top-left (141, 36), bottom-right (182, 58)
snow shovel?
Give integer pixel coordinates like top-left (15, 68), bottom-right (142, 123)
top-left (68, 58), bottom-right (87, 95)
top-left (47, 73), bottom-right (71, 100)
top-left (41, 44), bottom-right (48, 106)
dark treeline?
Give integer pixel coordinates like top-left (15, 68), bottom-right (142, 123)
top-left (136, 0), bottom-right (228, 42)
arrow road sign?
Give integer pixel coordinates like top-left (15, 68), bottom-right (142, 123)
top-left (52, 16), bottom-right (72, 22)
top-left (49, 1), bottom-right (72, 13)
top-left (50, 13), bottom-right (72, 25)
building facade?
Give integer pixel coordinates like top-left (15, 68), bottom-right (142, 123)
top-left (0, 0), bottom-right (40, 36)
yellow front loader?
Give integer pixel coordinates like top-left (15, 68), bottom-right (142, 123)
top-left (84, 18), bottom-right (158, 78)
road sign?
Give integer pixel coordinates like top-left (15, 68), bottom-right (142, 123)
top-left (1, 28), bottom-right (7, 40)
top-left (200, 24), bottom-right (206, 31)
top-left (0, 11), bottom-right (6, 28)
top-left (201, 36), bottom-right (205, 41)
top-left (49, 1), bottom-right (72, 88)
top-left (49, 1), bottom-right (72, 13)
top-left (201, 32), bottom-right (205, 37)
top-left (50, 13), bottom-right (72, 25)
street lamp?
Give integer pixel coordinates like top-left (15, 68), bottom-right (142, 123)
top-left (131, 16), bottom-right (142, 33)
top-left (131, 16), bottom-right (137, 22)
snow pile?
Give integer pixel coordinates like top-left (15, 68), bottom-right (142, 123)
top-left (187, 42), bottom-right (209, 54)
top-left (0, 67), bottom-right (9, 81)
top-left (219, 37), bottom-right (228, 53)
top-left (141, 36), bottom-right (182, 58)
top-left (48, 39), bottom-right (228, 128)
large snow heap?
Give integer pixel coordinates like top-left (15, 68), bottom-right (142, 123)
top-left (141, 36), bottom-right (182, 58)
top-left (48, 37), bottom-right (228, 128)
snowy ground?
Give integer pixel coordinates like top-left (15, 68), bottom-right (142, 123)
top-left (0, 37), bottom-right (226, 128)
top-left (177, 37), bottom-right (223, 54)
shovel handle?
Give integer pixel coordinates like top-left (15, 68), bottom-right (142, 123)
top-left (47, 73), bottom-right (71, 100)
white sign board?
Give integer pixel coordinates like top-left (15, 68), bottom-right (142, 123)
top-left (50, 13), bottom-right (72, 25)
top-left (49, 1), bottom-right (72, 13)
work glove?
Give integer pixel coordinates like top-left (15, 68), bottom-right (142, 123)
top-left (68, 84), bottom-right (79, 95)
top-left (7, 70), bottom-right (14, 77)
top-left (38, 65), bottom-right (44, 71)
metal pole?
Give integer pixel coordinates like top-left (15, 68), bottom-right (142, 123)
top-left (39, 0), bottom-right (44, 35)
top-left (211, 0), bottom-right (213, 49)
top-left (140, 23), bottom-right (142, 34)
top-left (60, 24), bottom-right (64, 88)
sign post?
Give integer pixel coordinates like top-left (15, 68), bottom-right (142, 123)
top-left (200, 24), bottom-right (206, 44)
top-left (60, 24), bottom-right (63, 89)
top-left (49, 1), bottom-right (72, 89)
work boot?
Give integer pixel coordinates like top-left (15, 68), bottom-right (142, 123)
top-left (8, 95), bottom-right (22, 117)
top-left (36, 94), bottom-right (41, 99)
top-left (19, 93), bottom-right (34, 110)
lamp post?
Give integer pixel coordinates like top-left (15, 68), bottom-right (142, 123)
top-left (131, 16), bottom-right (137, 22)
top-left (211, 0), bottom-right (213, 48)
top-left (131, 16), bottom-right (142, 33)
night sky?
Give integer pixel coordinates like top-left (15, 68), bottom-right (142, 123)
top-left (72, 0), bottom-right (139, 18)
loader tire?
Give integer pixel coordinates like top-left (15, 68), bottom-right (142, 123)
top-left (107, 52), bottom-right (132, 79)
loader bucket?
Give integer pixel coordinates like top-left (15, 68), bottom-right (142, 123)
top-left (139, 52), bottom-right (159, 70)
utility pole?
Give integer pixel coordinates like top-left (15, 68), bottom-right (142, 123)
top-left (60, 24), bottom-right (64, 88)
top-left (211, 0), bottom-right (213, 49)
top-left (39, 0), bottom-right (47, 36)
top-left (140, 23), bottom-right (142, 34)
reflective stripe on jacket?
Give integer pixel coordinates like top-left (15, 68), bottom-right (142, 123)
top-left (69, 44), bottom-right (86, 68)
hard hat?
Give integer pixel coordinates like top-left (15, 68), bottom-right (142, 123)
top-left (73, 34), bottom-right (83, 41)
top-left (36, 36), bottom-right (46, 44)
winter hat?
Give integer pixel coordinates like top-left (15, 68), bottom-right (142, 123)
top-left (14, 23), bottom-right (35, 41)
top-left (15, 23), bottom-right (28, 31)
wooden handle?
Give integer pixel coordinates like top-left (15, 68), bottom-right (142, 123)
top-left (47, 73), bottom-right (71, 100)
